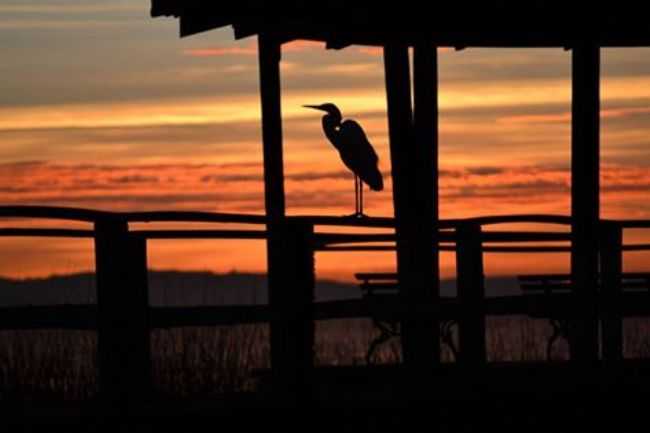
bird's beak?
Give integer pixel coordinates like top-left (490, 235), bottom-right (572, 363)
top-left (303, 104), bottom-right (325, 111)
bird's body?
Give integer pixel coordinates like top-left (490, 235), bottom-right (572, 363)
top-left (305, 103), bottom-right (383, 216)
top-left (326, 118), bottom-right (383, 192)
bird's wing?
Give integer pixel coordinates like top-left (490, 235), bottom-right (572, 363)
top-left (339, 120), bottom-right (384, 191)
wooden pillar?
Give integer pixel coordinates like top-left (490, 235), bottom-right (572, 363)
top-left (94, 218), bottom-right (151, 413)
top-left (258, 34), bottom-right (290, 392)
top-left (384, 44), bottom-right (436, 370)
top-left (570, 44), bottom-right (601, 362)
top-left (456, 223), bottom-right (486, 365)
top-left (258, 35), bottom-right (286, 221)
top-left (413, 42), bottom-right (441, 363)
top-left (600, 221), bottom-right (623, 362)
top-left (275, 220), bottom-right (315, 402)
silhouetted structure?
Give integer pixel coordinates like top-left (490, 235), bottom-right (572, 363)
top-left (3, 1), bottom-right (650, 426)
top-left (149, 1), bottom-right (650, 373)
top-left (151, 0), bottom-right (650, 411)
top-left (304, 103), bottom-right (383, 217)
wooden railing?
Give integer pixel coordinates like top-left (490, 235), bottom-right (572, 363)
top-left (2, 206), bottom-right (650, 406)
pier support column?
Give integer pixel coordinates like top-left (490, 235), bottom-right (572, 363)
top-left (95, 218), bottom-right (151, 414)
top-left (413, 42), bottom-right (441, 364)
top-left (384, 43), bottom-right (438, 376)
top-left (258, 35), bottom-right (290, 394)
top-left (570, 44), bottom-right (601, 362)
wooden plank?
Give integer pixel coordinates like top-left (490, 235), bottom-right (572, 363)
top-left (94, 220), bottom-right (151, 414)
top-left (600, 222), bottom-right (623, 362)
top-left (180, 14), bottom-right (231, 37)
top-left (150, 305), bottom-right (273, 328)
top-left (151, 5), bottom-right (650, 48)
top-left (480, 231), bottom-right (570, 242)
top-left (0, 305), bottom-right (96, 330)
top-left (456, 223), bottom-right (486, 365)
top-left (321, 245), bottom-right (573, 253)
top-left (570, 44), bottom-right (601, 362)
top-left (131, 230), bottom-right (267, 240)
top-left (311, 293), bottom-right (650, 323)
top-left (0, 206), bottom-right (109, 222)
top-left (125, 211), bottom-right (267, 224)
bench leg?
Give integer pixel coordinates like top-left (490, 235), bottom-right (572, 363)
top-left (441, 319), bottom-right (459, 361)
top-left (547, 319), bottom-right (569, 361)
top-left (366, 320), bottom-right (400, 365)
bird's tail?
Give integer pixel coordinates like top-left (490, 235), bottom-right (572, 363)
top-left (366, 169), bottom-right (384, 192)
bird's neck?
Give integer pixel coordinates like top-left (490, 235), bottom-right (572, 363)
top-left (323, 115), bottom-right (342, 147)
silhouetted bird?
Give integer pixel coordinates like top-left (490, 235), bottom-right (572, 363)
top-left (304, 103), bottom-right (383, 217)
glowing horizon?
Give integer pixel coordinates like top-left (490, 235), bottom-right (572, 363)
top-left (2, 1), bottom-right (650, 281)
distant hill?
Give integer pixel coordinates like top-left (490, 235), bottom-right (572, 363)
top-left (0, 271), bottom-right (521, 307)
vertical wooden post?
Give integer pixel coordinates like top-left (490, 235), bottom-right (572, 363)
top-left (258, 34), bottom-right (289, 392)
top-left (276, 219), bottom-right (315, 402)
top-left (413, 41), bottom-right (441, 364)
top-left (94, 218), bottom-right (151, 413)
top-left (456, 222), bottom-right (486, 365)
top-left (384, 44), bottom-right (436, 371)
top-left (258, 35), bottom-right (286, 221)
top-left (570, 44), bottom-right (601, 362)
top-left (600, 221), bottom-right (623, 362)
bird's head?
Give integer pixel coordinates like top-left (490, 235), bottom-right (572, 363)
top-left (303, 103), bottom-right (342, 123)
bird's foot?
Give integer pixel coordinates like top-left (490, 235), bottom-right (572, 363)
top-left (345, 212), bottom-right (368, 219)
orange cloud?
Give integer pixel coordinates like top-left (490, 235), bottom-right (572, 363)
top-left (183, 45), bottom-right (257, 57)
top-left (499, 107), bottom-right (650, 125)
top-left (183, 40), bottom-right (325, 58)
top-left (357, 46), bottom-right (453, 56)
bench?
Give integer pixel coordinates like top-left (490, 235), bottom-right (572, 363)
top-left (354, 273), bottom-right (458, 364)
top-left (518, 272), bottom-right (650, 360)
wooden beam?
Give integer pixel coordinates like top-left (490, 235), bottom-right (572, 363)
top-left (180, 14), bottom-right (231, 38)
top-left (94, 219), bottom-right (151, 414)
top-left (258, 34), bottom-right (289, 396)
top-left (383, 44), bottom-right (415, 365)
top-left (384, 44), bottom-right (437, 371)
top-left (413, 42), bottom-right (441, 363)
top-left (258, 35), bottom-right (286, 222)
top-left (570, 44), bottom-right (601, 362)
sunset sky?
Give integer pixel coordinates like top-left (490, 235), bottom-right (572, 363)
top-left (2, 0), bottom-right (650, 282)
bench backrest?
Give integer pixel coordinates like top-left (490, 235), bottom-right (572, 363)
top-left (518, 273), bottom-right (650, 293)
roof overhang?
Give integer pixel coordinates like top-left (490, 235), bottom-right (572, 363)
top-left (151, 1), bottom-right (650, 48)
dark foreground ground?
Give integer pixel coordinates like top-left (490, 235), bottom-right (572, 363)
top-left (3, 363), bottom-right (650, 433)
top-left (3, 396), bottom-right (649, 433)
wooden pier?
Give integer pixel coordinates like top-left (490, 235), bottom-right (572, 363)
top-left (2, 206), bottom-right (650, 419)
top-left (2, 1), bottom-right (650, 427)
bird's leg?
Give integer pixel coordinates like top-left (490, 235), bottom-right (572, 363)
top-left (359, 179), bottom-right (363, 217)
top-left (354, 175), bottom-right (360, 217)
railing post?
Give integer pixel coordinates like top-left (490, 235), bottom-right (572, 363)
top-left (94, 218), bottom-right (151, 414)
top-left (456, 222), bottom-right (486, 365)
top-left (272, 219), bottom-right (315, 404)
top-left (600, 221), bottom-right (623, 362)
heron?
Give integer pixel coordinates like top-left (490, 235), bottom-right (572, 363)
top-left (303, 103), bottom-right (383, 217)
